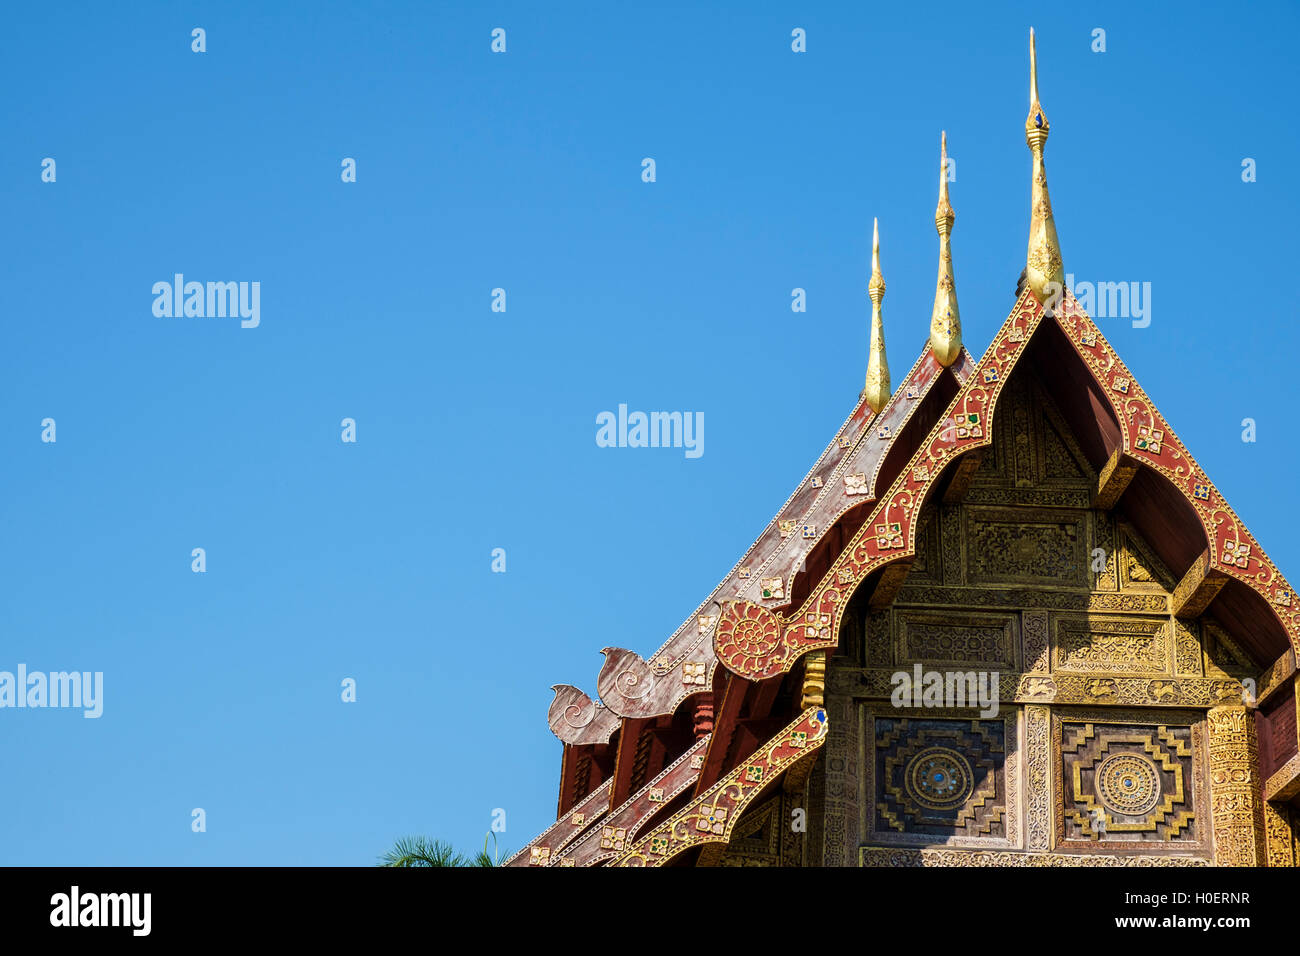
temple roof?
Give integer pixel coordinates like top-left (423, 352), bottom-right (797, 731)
top-left (510, 29), bottom-right (1299, 868)
top-left (525, 280), bottom-right (1299, 866)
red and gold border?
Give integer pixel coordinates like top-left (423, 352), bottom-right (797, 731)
top-left (610, 706), bottom-right (828, 866)
top-left (1055, 305), bottom-right (1299, 645)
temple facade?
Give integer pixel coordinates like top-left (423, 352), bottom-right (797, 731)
top-left (508, 31), bottom-right (1300, 868)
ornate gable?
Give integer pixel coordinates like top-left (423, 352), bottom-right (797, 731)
top-left (715, 288), bottom-right (1300, 683)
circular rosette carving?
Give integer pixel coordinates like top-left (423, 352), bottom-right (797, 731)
top-left (714, 601), bottom-right (783, 677)
top-left (904, 747), bottom-right (975, 811)
top-left (1095, 752), bottom-right (1161, 816)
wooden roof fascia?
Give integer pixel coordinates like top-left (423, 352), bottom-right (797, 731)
top-left (549, 734), bottom-right (712, 867)
top-left (505, 777), bottom-right (614, 867)
top-left (610, 706), bottom-right (829, 867)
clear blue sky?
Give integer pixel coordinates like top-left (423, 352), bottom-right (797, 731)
top-left (1, 1), bottom-right (1295, 865)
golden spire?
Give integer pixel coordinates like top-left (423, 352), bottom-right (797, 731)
top-left (930, 131), bottom-right (961, 366)
top-left (862, 217), bottom-right (891, 413)
top-left (1024, 28), bottom-right (1063, 304)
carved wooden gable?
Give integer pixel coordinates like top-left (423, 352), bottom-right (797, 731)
top-left (823, 364), bottom-right (1262, 866)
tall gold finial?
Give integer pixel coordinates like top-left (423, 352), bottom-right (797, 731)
top-left (930, 131), bottom-right (961, 366)
top-left (1029, 26), bottom-right (1040, 106)
top-left (1024, 28), bottom-right (1063, 304)
top-left (863, 217), bottom-right (891, 413)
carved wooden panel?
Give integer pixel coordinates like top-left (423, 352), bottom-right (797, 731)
top-left (896, 610), bottom-right (1018, 669)
top-left (1093, 511), bottom-right (1119, 592)
top-left (939, 505), bottom-right (964, 586)
top-left (1052, 615), bottom-right (1170, 675)
top-left (962, 370), bottom-right (1095, 510)
top-left (862, 847), bottom-right (1210, 867)
top-left (1023, 610), bottom-right (1049, 674)
top-left (908, 503), bottom-right (941, 586)
top-left (1052, 709), bottom-right (1209, 858)
top-left (828, 668), bottom-right (1249, 710)
top-left (863, 709), bottom-right (1019, 849)
top-left (1172, 619), bottom-right (1203, 678)
top-left (819, 694), bottom-right (858, 866)
top-left (1025, 704), bottom-right (1051, 850)
top-left (1119, 525), bottom-right (1175, 592)
top-left (1203, 620), bottom-right (1260, 680)
top-left (895, 584), bottom-right (1168, 614)
top-left (865, 609), bottom-right (892, 668)
top-left (1264, 800), bottom-right (1297, 867)
top-left (1206, 705), bottom-right (1266, 866)
top-left (965, 507), bottom-right (1087, 588)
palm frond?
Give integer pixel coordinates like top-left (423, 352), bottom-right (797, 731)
top-left (473, 831), bottom-right (510, 867)
top-left (378, 836), bottom-right (466, 867)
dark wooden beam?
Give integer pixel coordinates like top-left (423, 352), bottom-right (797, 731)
top-left (556, 744), bottom-right (575, 818)
top-left (1257, 649), bottom-right (1298, 706)
top-left (607, 717), bottom-right (651, 809)
top-left (868, 560), bottom-right (913, 611)
top-left (942, 450), bottom-right (983, 504)
top-left (1172, 549), bottom-right (1230, 619)
top-left (638, 725), bottom-right (670, 790)
top-left (695, 675), bottom-right (748, 794)
top-left (748, 675), bottom-right (783, 720)
top-left (728, 716), bottom-right (788, 761)
top-left (1264, 753), bottom-right (1300, 802)
top-left (1093, 447), bottom-right (1140, 510)
top-left (727, 723), bottom-right (763, 766)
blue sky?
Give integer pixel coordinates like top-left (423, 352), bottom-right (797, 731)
top-left (1, 1), bottom-right (1295, 865)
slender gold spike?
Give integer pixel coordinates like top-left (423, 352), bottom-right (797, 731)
top-left (1024, 28), bottom-right (1063, 304)
top-left (930, 131), bottom-right (961, 366)
top-left (1029, 27), bottom-right (1040, 106)
top-left (862, 218), bottom-right (891, 413)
